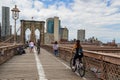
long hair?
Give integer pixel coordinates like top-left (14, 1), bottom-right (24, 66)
top-left (76, 40), bottom-right (82, 48)
top-left (54, 41), bottom-right (58, 44)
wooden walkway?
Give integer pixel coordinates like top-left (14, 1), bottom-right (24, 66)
top-left (0, 48), bottom-right (99, 80)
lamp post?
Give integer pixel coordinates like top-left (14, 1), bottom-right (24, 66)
top-left (11, 5), bottom-right (20, 43)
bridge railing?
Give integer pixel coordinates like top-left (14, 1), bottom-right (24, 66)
top-left (83, 50), bottom-right (120, 80)
top-left (0, 43), bottom-right (23, 64)
top-left (41, 44), bottom-right (120, 80)
top-left (84, 48), bottom-right (120, 53)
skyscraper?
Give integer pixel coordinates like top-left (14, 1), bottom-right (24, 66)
top-left (46, 18), bottom-right (54, 33)
top-left (77, 29), bottom-right (85, 42)
top-left (1, 6), bottom-right (10, 40)
top-left (0, 23), bottom-right (1, 41)
top-left (46, 16), bottom-right (61, 41)
top-left (54, 16), bottom-right (60, 41)
top-left (60, 27), bottom-right (69, 41)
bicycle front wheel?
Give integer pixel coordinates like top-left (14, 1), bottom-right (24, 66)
top-left (70, 58), bottom-right (76, 72)
top-left (78, 63), bottom-right (85, 77)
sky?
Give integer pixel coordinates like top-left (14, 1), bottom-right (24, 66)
top-left (0, 0), bottom-right (120, 43)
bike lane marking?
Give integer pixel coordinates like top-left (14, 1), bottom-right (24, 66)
top-left (34, 48), bottom-right (48, 80)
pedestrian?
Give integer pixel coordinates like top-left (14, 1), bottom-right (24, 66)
top-left (53, 41), bottom-right (59, 56)
top-left (29, 40), bottom-right (34, 53)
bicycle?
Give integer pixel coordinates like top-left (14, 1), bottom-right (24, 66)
top-left (37, 46), bottom-right (40, 54)
top-left (36, 39), bottom-right (40, 54)
top-left (70, 53), bottom-right (86, 77)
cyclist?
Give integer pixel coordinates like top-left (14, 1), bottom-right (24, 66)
top-left (37, 39), bottom-right (40, 54)
top-left (71, 40), bottom-right (83, 69)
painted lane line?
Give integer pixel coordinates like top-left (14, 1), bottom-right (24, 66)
top-left (34, 48), bottom-right (48, 80)
top-left (46, 52), bottom-right (70, 69)
top-left (82, 77), bottom-right (87, 80)
top-left (54, 57), bottom-right (71, 69)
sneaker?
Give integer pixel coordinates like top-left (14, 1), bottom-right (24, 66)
top-left (80, 63), bottom-right (83, 67)
top-left (72, 66), bottom-right (75, 69)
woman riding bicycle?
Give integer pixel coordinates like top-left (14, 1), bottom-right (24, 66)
top-left (71, 40), bottom-right (83, 69)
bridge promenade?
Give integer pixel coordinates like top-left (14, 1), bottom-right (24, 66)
top-left (0, 44), bottom-right (120, 80)
top-left (0, 47), bottom-right (99, 80)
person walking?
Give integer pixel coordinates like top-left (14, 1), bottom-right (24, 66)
top-left (53, 41), bottom-right (59, 56)
top-left (29, 40), bottom-right (34, 53)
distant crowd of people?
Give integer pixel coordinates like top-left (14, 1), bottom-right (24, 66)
top-left (25, 40), bottom-right (59, 56)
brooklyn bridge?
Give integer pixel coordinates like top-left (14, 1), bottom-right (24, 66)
top-left (0, 39), bottom-right (120, 80)
top-left (0, 4), bottom-right (120, 80)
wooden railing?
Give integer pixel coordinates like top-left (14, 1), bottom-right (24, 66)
top-left (0, 43), bottom-right (23, 64)
top-left (41, 44), bottom-right (120, 80)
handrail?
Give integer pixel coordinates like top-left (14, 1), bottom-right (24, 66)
top-left (0, 43), bottom-right (23, 51)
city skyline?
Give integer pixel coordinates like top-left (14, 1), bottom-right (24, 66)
top-left (0, 0), bottom-right (120, 43)
top-left (1, 6), bottom-right (11, 39)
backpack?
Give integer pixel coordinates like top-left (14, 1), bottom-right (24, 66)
top-left (78, 48), bottom-right (83, 57)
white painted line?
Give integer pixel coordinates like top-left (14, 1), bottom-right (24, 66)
top-left (34, 48), bottom-right (48, 80)
top-left (55, 57), bottom-right (71, 69)
top-left (82, 77), bottom-right (87, 80)
top-left (47, 52), bottom-right (70, 69)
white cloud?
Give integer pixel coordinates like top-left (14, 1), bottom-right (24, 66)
top-left (0, 0), bottom-right (120, 43)
top-left (34, 0), bottom-right (44, 10)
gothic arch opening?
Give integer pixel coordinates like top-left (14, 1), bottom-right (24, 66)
top-left (25, 28), bottom-right (31, 41)
top-left (35, 29), bottom-right (40, 42)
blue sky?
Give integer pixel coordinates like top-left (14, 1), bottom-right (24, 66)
top-left (106, 0), bottom-right (112, 7)
top-left (0, 0), bottom-right (120, 43)
top-left (40, 0), bottom-right (74, 7)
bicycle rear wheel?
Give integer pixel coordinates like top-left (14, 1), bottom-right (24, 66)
top-left (78, 63), bottom-right (85, 77)
top-left (70, 58), bottom-right (76, 72)
top-left (37, 49), bottom-right (40, 54)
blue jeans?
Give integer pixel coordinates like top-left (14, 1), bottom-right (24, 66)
top-left (54, 50), bottom-right (58, 56)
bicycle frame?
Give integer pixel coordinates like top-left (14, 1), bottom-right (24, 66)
top-left (70, 57), bottom-right (85, 77)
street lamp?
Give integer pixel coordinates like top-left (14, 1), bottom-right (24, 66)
top-left (11, 5), bottom-right (20, 43)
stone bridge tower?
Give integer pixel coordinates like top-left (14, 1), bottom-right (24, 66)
top-left (20, 20), bottom-right (45, 44)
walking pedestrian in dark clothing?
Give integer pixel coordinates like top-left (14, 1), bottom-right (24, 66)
top-left (37, 39), bottom-right (40, 54)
